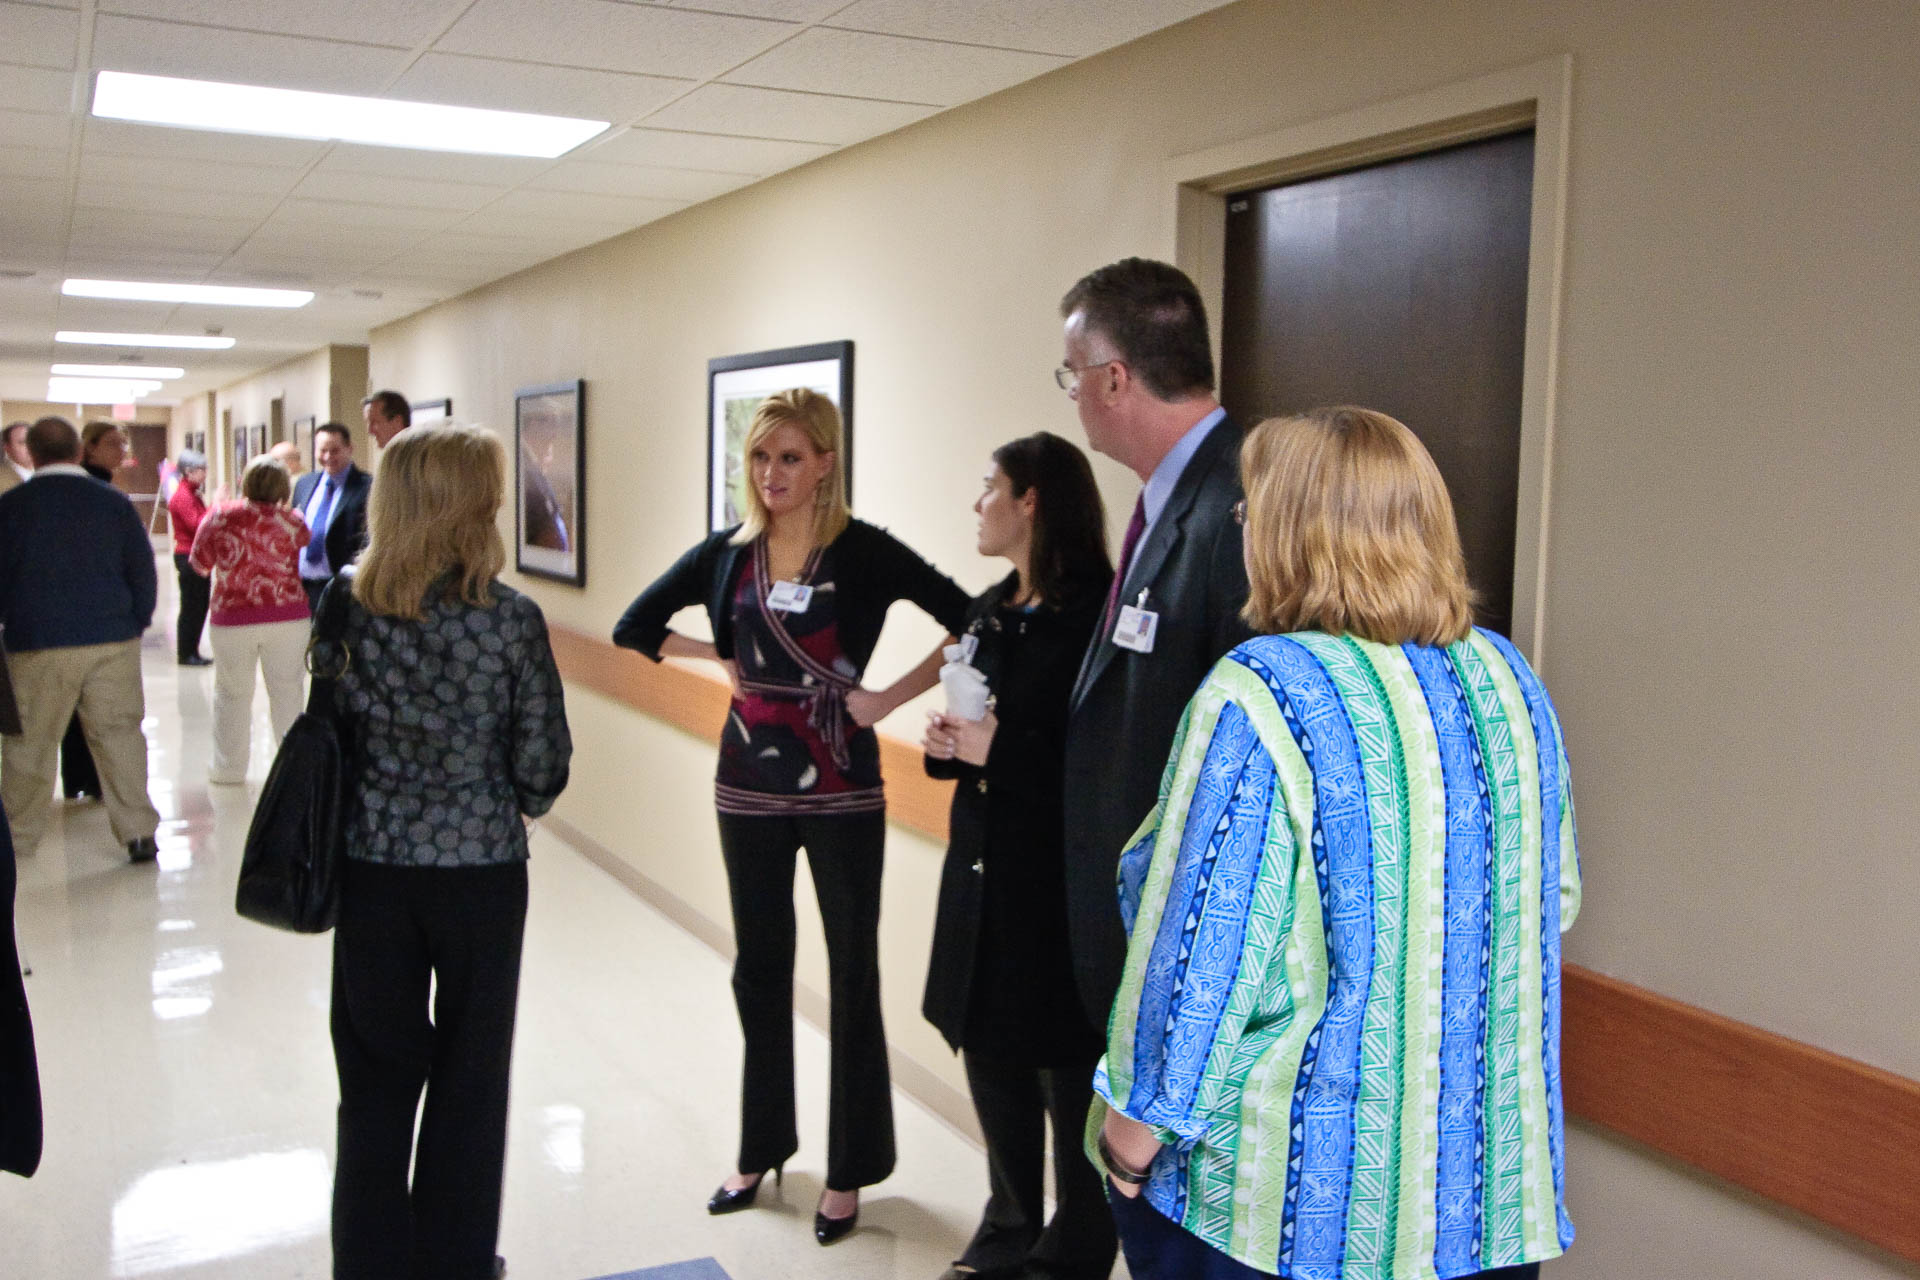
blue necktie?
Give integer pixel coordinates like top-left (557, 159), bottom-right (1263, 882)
top-left (304, 478), bottom-right (338, 566)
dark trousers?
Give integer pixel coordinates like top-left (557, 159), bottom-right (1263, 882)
top-left (173, 553), bottom-right (210, 661)
top-left (1112, 1190), bottom-right (1542, 1280)
top-left (959, 1049), bottom-right (1115, 1280)
top-left (60, 712), bottom-right (99, 798)
top-left (716, 810), bottom-right (895, 1190)
top-left (330, 859), bottom-right (527, 1280)
top-left (303, 577), bottom-right (331, 612)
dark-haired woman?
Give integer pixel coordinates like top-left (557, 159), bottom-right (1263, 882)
top-left (614, 388), bottom-right (970, 1245)
top-left (921, 431), bottom-right (1116, 1280)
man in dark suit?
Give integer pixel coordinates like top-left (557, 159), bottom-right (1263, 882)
top-left (293, 421), bottom-right (372, 610)
top-left (0, 417), bottom-right (162, 863)
top-left (1058, 258), bottom-right (1251, 1041)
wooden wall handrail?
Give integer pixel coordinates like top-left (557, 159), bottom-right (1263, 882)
top-left (548, 623), bottom-right (1920, 1262)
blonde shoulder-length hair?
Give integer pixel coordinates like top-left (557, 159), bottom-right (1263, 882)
top-left (729, 388), bottom-right (850, 546)
top-left (1240, 406), bottom-right (1475, 646)
top-left (353, 424), bottom-right (506, 619)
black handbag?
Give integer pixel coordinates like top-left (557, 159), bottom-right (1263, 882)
top-left (234, 575), bottom-right (354, 933)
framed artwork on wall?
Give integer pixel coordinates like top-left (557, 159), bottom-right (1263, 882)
top-left (232, 427), bottom-right (248, 476)
top-left (292, 416), bottom-right (316, 469)
top-left (411, 398), bottom-right (452, 427)
top-left (706, 341), bottom-right (853, 534)
top-left (250, 423), bottom-right (267, 458)
top-left (514, 379), bottom-right (585, 587)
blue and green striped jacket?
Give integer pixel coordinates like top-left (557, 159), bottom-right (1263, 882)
top-left (1091, 628), bottom-right (1580, 1279)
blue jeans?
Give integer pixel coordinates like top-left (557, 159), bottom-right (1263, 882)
top-left (1109, 1187), bottom-right (1543, 1280)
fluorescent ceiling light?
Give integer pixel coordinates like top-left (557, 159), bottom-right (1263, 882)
top-left (93, 70), bottom-right (609, 159)
top-left (53, 363), bottom-right (185, 379)
top-left (57, 331), bottom-right (236, 350)
top-left (63, 278), bottom-right (313, 308)
top-left (48, 376), bottom-right (164, 402)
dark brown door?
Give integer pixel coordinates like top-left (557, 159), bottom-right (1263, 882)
top-left (1220, 130), bottom-right (1533, 637)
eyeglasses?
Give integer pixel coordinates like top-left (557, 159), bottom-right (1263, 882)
top-left (1053, 358), bottom-right (1123, 392)
top-left (1232, 499), bottom-right (1246, 526)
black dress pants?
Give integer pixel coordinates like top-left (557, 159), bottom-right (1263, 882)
top-left (330, 859), bottom-right (527, 1280)
top-left (716, 810), bottom-right (895, 1191)
top-left (960, 1048), bottom-right (1116, 1280)
top-left (173, 553), bottom-right (210, 661)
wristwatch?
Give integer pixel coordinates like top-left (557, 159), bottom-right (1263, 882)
top-left (1098, 1131), bottom-right (1151, 1185)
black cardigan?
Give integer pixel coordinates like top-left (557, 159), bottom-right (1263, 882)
top-left (613, 519), bottom-right (971, 676)
top-left (921, 575), bottom-right (1108, 1062)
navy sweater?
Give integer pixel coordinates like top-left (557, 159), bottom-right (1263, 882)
top-left (0, 472), bottom-right (157, 651)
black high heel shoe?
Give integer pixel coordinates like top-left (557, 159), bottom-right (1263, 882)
top-left (707, 1164), bottom-right (782, 1215)
top-left (813, 1190), bottom-right (859, 1245)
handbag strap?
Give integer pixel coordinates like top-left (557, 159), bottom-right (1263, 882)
top-left (304, 571), bottom-right (355, 716)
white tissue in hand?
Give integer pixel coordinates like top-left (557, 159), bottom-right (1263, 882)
top-left (939, 654), bottom-right (989, 721)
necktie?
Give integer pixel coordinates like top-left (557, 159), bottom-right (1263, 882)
top-left (304, 478), bottom-right (338, 566)
top-left (1101, 494), bottom-right (1148, 635)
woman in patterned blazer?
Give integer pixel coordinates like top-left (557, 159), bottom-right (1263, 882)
top-left (1091, 407), bottom-right (1581, 1280)
top-left (317, 424), bottom-right (572, 1280)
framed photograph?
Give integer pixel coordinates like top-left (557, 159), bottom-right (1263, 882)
top-left (707, 341), bottom-right (853, 534)
top-left (514, 380), bottom-right (585, 586)
top-left (250, 423), bottom-right (267, 458)
top-left (411, 398), bottom-right (452, 427)
top-left (232, 427), bottom-right (248, 476)
top-left (292, 416), bottom-right (316, 469)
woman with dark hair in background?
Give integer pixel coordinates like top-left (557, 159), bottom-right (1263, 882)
top-left (614, 388), bottom-right (970, 1245)
top-left (920, 431), bottom-right (1116, 1280)
top-left (1092, 407), bottom-right (1580, 1280)
top-left (319, 424), bottom-right (571, 1279)
top-left (165, 449), bottom-right (212, 666)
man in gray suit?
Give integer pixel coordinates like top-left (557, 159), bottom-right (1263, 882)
top-left (1058, 257), bottom-right (1251, 1038)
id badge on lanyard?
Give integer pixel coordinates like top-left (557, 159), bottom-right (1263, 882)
top-left (1112, 589), bottom-right (1159, 654)
top-left (767, 580), bottom-right (814, 613)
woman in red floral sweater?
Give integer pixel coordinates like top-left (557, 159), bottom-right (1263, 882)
top-left (188, 454), bottom-right (311, 785)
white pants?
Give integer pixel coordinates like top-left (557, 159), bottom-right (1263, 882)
top-left (207, 619), bottom-right (308, 783)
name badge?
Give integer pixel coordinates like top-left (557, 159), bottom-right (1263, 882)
top-left (1112, 590), bottom-right (1159, 654)
top-left (767, 580), bottom-right (813, 613)
top-left (958, 633), bottom-right (980, 665)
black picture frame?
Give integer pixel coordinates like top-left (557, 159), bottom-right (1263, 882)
top-left (513, 379), bottom-right (585, 587)
top-left (411, 398), bottom-right (452, 426)
top-left (705, 340), bottom-right (853, 534)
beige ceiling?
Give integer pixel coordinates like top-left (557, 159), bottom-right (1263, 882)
top-left (0, 0), bottom-right (1237, 405)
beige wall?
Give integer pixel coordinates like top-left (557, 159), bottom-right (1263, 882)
top-left (209, 344), bottom-right (368, 487)
top-left (369, 0), bottom-right (1920, 1273)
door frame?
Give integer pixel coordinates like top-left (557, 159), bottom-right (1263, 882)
top-left (1161, 55), bottom-right (1572, 668)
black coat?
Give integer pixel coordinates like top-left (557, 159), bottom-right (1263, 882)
top-left (291, 463), bottom-right (372, 574)
top-left (1, 814), bottom-right (41, 1178)
top-left (922, 577), bottom-right (1106, 1064)
top-left (1060, 417), bottom-right (1251, 1034)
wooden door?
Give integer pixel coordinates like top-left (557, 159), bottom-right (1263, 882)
top-left (1220, 130), bottom-right (1533, 636)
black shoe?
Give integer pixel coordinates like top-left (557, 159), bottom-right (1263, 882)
top-left (126, 836), bottom-right (158, 863)
top-left (814, 1194), bottom-right (858, 1246)
top-left (494, 1257), bottom-right (506, 1278)
top-left (178, 654), bottom-right (212, 667)
top-left (708, 1164), bottom-right (781, 1215)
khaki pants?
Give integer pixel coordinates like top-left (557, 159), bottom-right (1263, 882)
top-left (2, 640), bottom-right (159, 854)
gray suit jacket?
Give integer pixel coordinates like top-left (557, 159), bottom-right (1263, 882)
top-left (1060, 415), bottom-right (1251, 1032)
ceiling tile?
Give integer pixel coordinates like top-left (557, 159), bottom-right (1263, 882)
top-left (75, 177), bottom-right (284, 219)
top-left (826, 0), bottom-right (1236, 58)
top-left (70, 207), bottom-right (258, 252)
top-left (312, 143), bottom-right (551, 187)
top-left (61, 251), bottom-right (232, 278)
top-left (0, 143), bottom-right (67, 181)
top-left (390, 53), bottom-right (689, 124)
top-left (0, 64), bottom-right (76, 114)
top-left (579, 126), bottom-right (833, 174)
top-left (91, 15), bottom-right (412, 94)
top-left (0, 2), bottom-right (80, 69)
top-left (440, 202), bottom-right (635, 241)
top-left (0, 176), bottom-right (69, 218)
top-left (261, 198), bottom-right (464, 233)
top-left (83, 118), bottom-right (327, 167)
top-left (724, 27), bottom-right (1068, 107)
top-left (481, 186), bottom-right (684, 224)
top-left (528, 159), bottom-right (749, 202)
top-left (291, 167), bottom-right (507, 211)
top-left (99, 0), bottom-right (453, 48)
top-left (642, 83), bottom-right (936, 146)
top-left (656, 0), bottom-right (846, 19)
top-left (437, 0), bottom-right (795, 79)
top-left (77, 151), bottom-right (305, 196)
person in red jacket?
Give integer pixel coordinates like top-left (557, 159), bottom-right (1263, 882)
top-left (166, 449), bottom-right (211, 666)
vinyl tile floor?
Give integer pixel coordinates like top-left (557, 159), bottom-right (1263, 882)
top-left (1, 565), bottom-right (1007, 1280)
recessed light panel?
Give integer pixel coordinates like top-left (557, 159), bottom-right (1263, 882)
top-left (57, 331), bottom-right (237, 350)
top-left (63, 279), bottom-right (314, 308)
top-left (47, 376), bottom-right (164, 402)
top-left (53, 363), bottom-right (186, 379)
top-left (93, 70), bottom-right (609, 159)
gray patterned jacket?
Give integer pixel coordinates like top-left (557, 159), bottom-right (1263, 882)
top-left (316, 580), bottom-right (571, 867)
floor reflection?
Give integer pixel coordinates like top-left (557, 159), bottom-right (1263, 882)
top-left (111, 1148), bottom-right (329, 1276)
